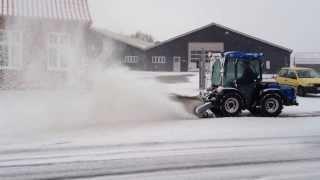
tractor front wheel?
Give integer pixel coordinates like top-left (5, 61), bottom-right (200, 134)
top-left (260, 94), bottom-right (283, 117)
top-left (220, 93), bottom-right (242, 117)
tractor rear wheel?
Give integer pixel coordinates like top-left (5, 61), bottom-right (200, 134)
top-left (260, 94), bottom-right (283, 117)
top-left (220, 93), bottom-right (242, 117)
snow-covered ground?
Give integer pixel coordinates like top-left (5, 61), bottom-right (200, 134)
top-left (1, 69), bottom-right (320, 180)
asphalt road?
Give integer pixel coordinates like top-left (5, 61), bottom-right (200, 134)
top-left (1, 136), bottom-right (320, 180)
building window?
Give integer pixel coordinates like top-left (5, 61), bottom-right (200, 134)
top-left (47, 33), bottom-right (70, 71)
top-left (123, 56), bottom-right (139, 64)
top-left (0, 30), bottom-right (22, 70)
top-left (266, 61), bottom-right (271, 70)
top-left (152, 56), bottom-right (166, 64)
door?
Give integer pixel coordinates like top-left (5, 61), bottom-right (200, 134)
top-left (188, 42), bottom-right (224, 71)
top-left (173, 56), bottom-right (181, 72)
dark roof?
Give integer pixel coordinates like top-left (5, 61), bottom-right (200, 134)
top-left (0, 0), bottom-right (91, 23)
top-left (92, 28), bottom-right (155, 50)
top-left (146, 22), bottom-right (292, 53)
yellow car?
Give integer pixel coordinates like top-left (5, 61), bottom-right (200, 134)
top-left (276, 67), bottom-right (320, 96)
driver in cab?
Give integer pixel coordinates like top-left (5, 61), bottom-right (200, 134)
top-left (237, 61), bottom-right (258, 85)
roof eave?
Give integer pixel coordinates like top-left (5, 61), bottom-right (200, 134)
top-left (146, 22), bottom-right (293, 53)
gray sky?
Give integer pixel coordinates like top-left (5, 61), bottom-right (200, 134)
top-left (89, 0), bottom-right (320, 53)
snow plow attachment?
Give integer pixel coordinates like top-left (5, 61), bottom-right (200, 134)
top-left (170, 93), bottom-right (202, 115)
top-left (194, 102), bottom-right (214, 118)
top-left (171, 93), bottom-right (215, 118)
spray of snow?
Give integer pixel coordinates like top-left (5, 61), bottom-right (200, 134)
top-left (90, 66), bottom-right (190, 126)
top-left (0, 67), bottom-right (189, 140)
top-left (0, 20), bottom-right (190, 143)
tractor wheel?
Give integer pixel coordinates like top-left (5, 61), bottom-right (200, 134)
top-left (260, 94), bottom-right (283, 117)
top-left (220, 93), bottom-right (242, 117)
top-left (297, 86), bottom-right (306, 97)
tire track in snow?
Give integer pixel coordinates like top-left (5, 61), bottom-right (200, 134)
top-left (1, 136), bottom-right (320, 179)
top-left (0, 141), bottom-right (316, 167)
top-left (2, 154), bottom-right (320, 180)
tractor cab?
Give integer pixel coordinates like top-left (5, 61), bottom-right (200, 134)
top-left (211, 51), bottom-right (263, 88)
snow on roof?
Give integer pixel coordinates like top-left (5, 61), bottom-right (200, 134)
top-left (146, 22), bottom-right (293, 53)
top-left (0, 0), bottom-right (91, 23)
top-left (92, 28), bottom-right (155, 50)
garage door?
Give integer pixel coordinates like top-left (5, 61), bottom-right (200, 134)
top-left (188, 42), bottom-right (224, 71)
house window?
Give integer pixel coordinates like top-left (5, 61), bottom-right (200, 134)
top-left (0, 30), bottom-right (22, 70)
top-left (152, 56), bottom-right (166, 64)
top-left (266, 61), bottom-right (271, 70)
top-left (47, 33), bottom-right (70, 71)
top-left (124, 56), bottom-right (139, 64)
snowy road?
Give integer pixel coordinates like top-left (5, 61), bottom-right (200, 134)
top-left (1, 71), bottom-right (320, 179)
top-left (1, 135), bottom-right (320, 180)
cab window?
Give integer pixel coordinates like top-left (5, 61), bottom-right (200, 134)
top-left (224, 59), bottom-right (236, 86)
top-left (211, 59), bottom-right (222, 86)
top-left (287, 70), bottom-right (297, 79)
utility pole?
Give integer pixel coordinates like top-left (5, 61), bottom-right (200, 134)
top-left (199, 49), bottom-right (206, 90)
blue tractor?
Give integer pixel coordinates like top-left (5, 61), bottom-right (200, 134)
top-left (194, 51), bottom-right (298, 118)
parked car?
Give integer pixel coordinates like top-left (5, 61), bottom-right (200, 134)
top-left (276, 67), bottom-right (320, 96)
